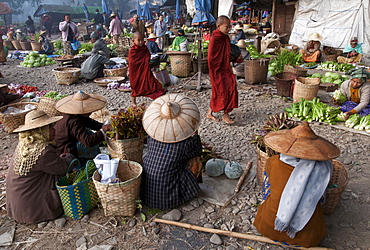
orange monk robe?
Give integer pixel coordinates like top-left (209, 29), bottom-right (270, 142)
top-left (128, 44), bottom-right (166, 99)
top-left (208, 29), bottom-right (238, 113)
top-left (253, 155), bottom-right (327, 248)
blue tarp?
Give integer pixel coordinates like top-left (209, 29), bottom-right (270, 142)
top-left (175, 0), bottom-right (180, 19)
top-left (102, 0), bottom-right (110, 16)
top-left (141, 1), bottom-right (153, 20)
top-left (191, 0), bottom-right (216, 25)
top-left (137, 1), bottom-right (142, 19)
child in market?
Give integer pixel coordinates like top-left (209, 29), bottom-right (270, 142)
top-left (128, 32), bottom-right (166, 108)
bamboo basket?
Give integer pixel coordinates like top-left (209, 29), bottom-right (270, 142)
top-left (192, 59), bottom-right (209, 74)
top-left (274, 72), bottom-right (296, 97)
top-left (323, 160), bottom-right (349, 215)
top-left (37, 97), bottom-right (61, 116)
top-left (168, 51), bottom-right (192, 77)
top-left (256, 145), bottom-right (278, 186)
top-left (30, 41), bottom-right (42, 51)
top-left (244, 59), bottom-right (269, 84)
top-left (292, 77), bottom-right (321, 103)
top-left (20, 41), bottom-right (32, 50)
top-left (0, 102), bottom-right (38, 133)
top-left (3, 40), bottom-right (14, 50)
top-left (93, 160), bottom-right (142, 216)
top-left (52, 67), bottom-right (81, 85)
top-left (11, 40), bottom-right (22, 50)
top-left (325, 54), bottom-right (337, 62)
top-left (107, 137), bottom-right (144, 164)
top-left (103, 67), bottom-right (128, 77)
top-left (284, 64), bottom-right (307, 77)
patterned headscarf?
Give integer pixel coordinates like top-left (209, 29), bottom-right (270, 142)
top-left (13, 126), bottom-right (53, 176)
top-left (347, 68), bottom-right (370, 83)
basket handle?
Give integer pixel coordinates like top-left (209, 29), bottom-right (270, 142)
top-left (85, 160), bottom-right (95, 180)
top-left (65, 158), bottom-right (81, 177)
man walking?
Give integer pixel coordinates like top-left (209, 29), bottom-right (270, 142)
top-left (59, 14), bottom-right (80, 55)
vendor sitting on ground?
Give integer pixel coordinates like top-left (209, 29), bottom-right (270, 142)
top-left (234, 24), bottom-right (246, 42)
top-left (6, 110), bottom-right (75, 224)
top-left (254, 121), bottom-right (340, 248)
top-left (146, 33), bottom-right (168, 62)
top-left (54, 91), bottom-right (112, 163)
top-left (84, 31), bottom-right (110, 59)
top-left (169, 29), bottom-right (188, 52)
top-left (299, 32), bottom-right (322, 63)
top-left (336, 68), bottom-right (370, 118)
top-left (80, 50), bottom-right (116, 81)
top-left (337, 37), bottom-right (363, 64)
top-left (38, 31), bottom-right (53, 55)
top-left (141, 94), bottom-right (202, 210)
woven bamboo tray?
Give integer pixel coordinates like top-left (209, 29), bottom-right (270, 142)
top-left (52, 67), bottom-right (81, 85)
top-left (0, 102), bottom-right (38, 133)
top-left (37, 97), bottom-right (62, 116)
top-left (103, 67), bottom-right (128, 77)
top-left (94, 77), bottom-right (125, 86)
top-left (93, 160), bottom-right (142, 216)
top-left (322, 160), bottom-right (349, 215)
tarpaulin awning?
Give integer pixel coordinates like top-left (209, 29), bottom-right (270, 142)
top-left (102, 0), bottom-right (110, 16)
top-left (34, 5), bottom-right (77, 17)
top-left (191, 0), bottom-right (216, 26)
top-left (0, 2), bottom-right (12, 15)
top-left (162, 0), bottom-right (185, 7)
top-left (176, 0), bottom-right (181, 19)
top-left (141, 1), bottom-right (153, 20)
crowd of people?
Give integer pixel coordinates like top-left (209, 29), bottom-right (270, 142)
top-left (1, 10), bottom-right (369, 249)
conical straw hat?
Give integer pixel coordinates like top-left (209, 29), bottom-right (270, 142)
top-left (13, 110), bottom-right (63, 133)
top-left (264, 121), bottom-right (340, 161)
top-left (143, 94), bottom-right (200, 143)
top-left (236, 39), bottom-right (247, 49)
top-left (56, 91), bottom-right (107, 115)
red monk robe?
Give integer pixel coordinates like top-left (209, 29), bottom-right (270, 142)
top-left (208, 29), bottom-right (238, 113)
top-left (129, 44), bottom-right (166, 99)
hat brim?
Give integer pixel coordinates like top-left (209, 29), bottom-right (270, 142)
top-left (308, 34), bottom-right (323, 41)
top-left (56, 94), bottom-right (107, 114)
top-left (13, 116), bottom-right (63, 133)
top-left (264, 129), bottom-right (340, 161)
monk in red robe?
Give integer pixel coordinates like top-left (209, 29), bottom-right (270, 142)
top-left (129, 32), bottom-right (166, 107)
top-left (207, 16), bottom-right (238, 124)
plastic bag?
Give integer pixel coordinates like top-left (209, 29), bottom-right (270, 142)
top-left (169, 74), bottom-right (179, 85)
top-left (71, 39), bottom-right (81, 51)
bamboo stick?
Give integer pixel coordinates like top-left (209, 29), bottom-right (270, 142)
top-left (153, 218), bottom-right (334, 250)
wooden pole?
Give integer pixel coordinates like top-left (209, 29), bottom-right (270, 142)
top-left (153, 218), bottom-right (334, 250)
top-left (272, 0), bottom-right (277, 33)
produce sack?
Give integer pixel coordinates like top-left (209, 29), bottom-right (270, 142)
top-left (56, 159), bottom-right (99, 219)
top-left (153, 69), bottom-right (171, 85)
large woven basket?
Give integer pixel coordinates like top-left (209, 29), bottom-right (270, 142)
top-left (0, 102), bottom-right (38, 133)
top-left (11, 40), bottom-right (22, 50)
top-left (37, 97), bottom-right (62, 116)
top-left (323, 160), bottom-right (349, 215)
top-left (192, 59), bottom-right (209, 74)
top-left (244, 59), bottom-right (269, 84)
top-left (168, 51), bottom-right (192, 77)
top-left (107, 137), bottom-right (144, 164)
top-left (3, 40), bottom-right (14, 50)
top-left (274, 72), bottom-right (297, 97)
top-left (52, 67), bottom-right (81, 85)
top-left (30, 41), bottom-right (42, 51)
top-left (284, 64), bottom-right (307, 77)
top-left (103, 67), bottom-right (128, 77)
top-left (292, 77), bottom-right (321, 103)
top-left (20, 41), bottom-right (32, 50)
top-left (93, 160), bottom-right (142, 216)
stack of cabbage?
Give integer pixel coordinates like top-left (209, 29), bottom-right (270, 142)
top-left (20, 52), bottom-right (56, 68)
top-left (308, 72), bottom-right (349, 87)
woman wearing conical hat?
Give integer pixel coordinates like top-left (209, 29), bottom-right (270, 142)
top-left (141, 94), bottom-right (202, 209)
top-left (54, 91), bottom-right (112, 163)
top-left (299, 32), bottom-right (323, 63)
top-left (6, 110), bottom-right (75, 224)
top-left (253, 122), bottom-right (340, 247)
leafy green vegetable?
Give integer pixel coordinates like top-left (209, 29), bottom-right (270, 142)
top-left (73, 161), bottom-right (97, 184)
top-left (268, 50), bottom-right (303, 76)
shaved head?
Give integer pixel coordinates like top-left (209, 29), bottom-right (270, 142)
top-left (216, 16), bottom-right (230, 26)
top-left (133, 31), bottom-right (143, 39)
top-left (132, 31), bottom-right (145, 47)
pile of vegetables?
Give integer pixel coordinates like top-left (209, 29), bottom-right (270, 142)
top-left (308, 72), bottom-right (349, 86)
top-left (78, 43), bottom-right (94, 54)
top-left (107, 43), bottom-right (118, 55)
top-left (8, 83), bottom-right (38, 95)
top-left (123, 29), bottom-right (133, 37)
top-left (268, 50), bottom-right (303, 76)
top-left (182, 25), bottom-right (196, 33)
top-left (285, 97), bottom-right (341, 124)
top-left (348, 115), bottom-right (370, 132)
top-left (188, 40), bottom-right (209, 58)
top-left (73, 161), bottom-right (97, 184)
top-left (317, 61), bottom-right (355, 72)
top-left (302, 62), bottom-right (318, 68)
top-left (246, 45), bottom-right (270, 59)
top-left (20, 52), bottom-right (56, 68)
top-left (43, 91), bottom-right (68, 100)
top-left (332, 89), bottom-right (347, 103)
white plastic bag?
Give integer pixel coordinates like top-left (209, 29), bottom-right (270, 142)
top-left (169, 74), bottom-right (179, 85)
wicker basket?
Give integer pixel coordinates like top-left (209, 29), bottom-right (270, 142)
top-left (325, 54), bottom-right (337, 62)
top-left (11, 40), bottom-right (22, 50)
top-left (274, 72), bottom-right (297, 97)
top-left (20, 41), bottom-right (32, 50)
top-left (284, 64), bottom-right (307, 77)
top-left (103, 67), bottom-right (128, 77)
top-left (244, 59), bottom-right (269, 84)
top-left (30, 41), bottom-right (42, 51)
top-left (168, 51), bottom-right (192, 77)
top-left (322, 160), bottom-right (349, 215)
top-left (52, 67), bottom-right (81, 85)
top-left (192, 59), bottom-right (209, 74)
top-left (256, 145), bottom-right (278, 186)
top-left (107, 137), bottom-right (144, 164)
top-left (292, 77), bottom-right (321, 103)
top-left (3, 40), bottom-right (14, 50)
top-left (37, 97), bottom-right (61, 116)
top-left (93, 160), bottom-right (142, 216)
top-left (0, 102), bottom-right (38, 133)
